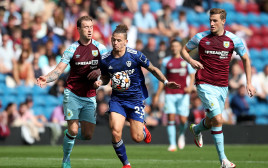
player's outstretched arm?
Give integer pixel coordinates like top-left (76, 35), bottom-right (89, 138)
top-left (36, 62), bottom-right (67, 88)
top-left (94, 74), bottom-right (110, 89)
top-left (241, 53), bottom-right (256, 97)
top-left (146, 62), bottom-right (180, 89)
top-left (181, 45), bottom-right (204, 70)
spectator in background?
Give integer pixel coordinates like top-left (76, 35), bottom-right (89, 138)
top-left (230, 84), bottom-right (255, 125)
top-left (134, 3), bottom-right (159, 35)
top-left (47, 6), bottom-right (68, 39)
top-left (6, 14), bottom-right (17, 36)
top-left (42, 0), bottom-right (56, 23)
top-left (10, 26), bottom-right (22, 58)
top-left (32, 52), bottom-right (43, 79)
top-left (142, 37), bottom-right (160, 68)
top-left (22, 0), bottom-right (44, 19)
top-left (42, 55), bottom-right (57, 86)
top-left (222, 96), bottom-right (236, 125)
top-left (158, 41), bottom-right (168, 62)
top-left (49, 77), bottom-right (65, 97)
top-left (135, 39), bottom-right (144, 51)
top-left (15, 37), bottom-right (34, 62)
top-left (12, 50), bottom-right (35, 86)
top-left (122, 16), bottom-right (137, 49)
top-left (33, 13), bottom-right (47, 40)
top-left (190, 96), bottom-right (206, 124)
top-left (4, 2), bottom-right (21, 26)
top-left (21, 12), bottom-right (32, 38)
top-left (228, 62), bottom-right (243, 93)
top-left (258, 64), bottom-right (268, 97)
top-left (158, 5), bottom-right (176, 38)
top-left (95, 12), bottom-right (112, 47)
top-left (0, 34), bottom-right (15, 75)
top-left (174, 10), bottom-right (189, 40)
top-left (30, 24), bottom-right (44, 53)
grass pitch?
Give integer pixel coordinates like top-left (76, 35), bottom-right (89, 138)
top-left (0, 145), bottom-right (267, 168)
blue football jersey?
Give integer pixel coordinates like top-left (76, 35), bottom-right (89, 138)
top-left (100, 47), bottom-right (150, 101)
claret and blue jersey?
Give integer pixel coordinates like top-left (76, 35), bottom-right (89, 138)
top-left (100, 47), bottom-right (150, 102)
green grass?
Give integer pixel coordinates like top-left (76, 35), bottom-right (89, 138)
top-left (0, 145), bottom-right (267, 168)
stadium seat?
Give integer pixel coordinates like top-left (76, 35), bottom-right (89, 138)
top-left (260, 13), bottom-right (268, 26)
top-left (186, 11), bottom-right (198, 27)
top-left (198, 25), bottom-right (209, 33)
top-left (235, 13), bottom-right (247, 25)
top-left (249, 25), bottom-right (261, 36)
top-left (247, 3), bottom-right (260, 14)
top-left (261, 36), bottom-right (268, 48)
top-left (198, 12), bottom-right (209, 26)
top-left (0, 74), bottom-right (6, 84)
top-left (149, 1), bottom-right (162, 13)
top-left (44, 106), bottom-right (55, 120)
top-left (16, 85), bottom-right (33, 97)
top-left (33, 95), bottom-right (46, 107)
top-left (112, 10), bottom-right (123, 22)
top-left (32, 85), bottom-right (49, 96)
top-left (226, 11), bottom-right (236, 25)
top-left (260, 26), bottom-right (268, 36)
top-left (249, 48), bottom-right (260, 60)
top-left (247, 35), bottom-right (262, 49)
top-left (247, 13), bottom-right (260, 25)
top-left (221, 2), bottom-right (235, 12)
top-left (235, 2), bottom-right (247, 14)
top-left (111, 22), bottom-right (120, 32)
top-left (260, 49), bottom-right (268, 61)
top-left (45, 95), bottom-right (61, 107)
top-left (4, 86), bottom-right (18, 97)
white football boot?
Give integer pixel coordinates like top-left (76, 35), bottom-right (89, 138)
top-left (167, 145), bottom-right (177, 152)
top-left (190, 124), bottom-right (203, 148)
top-left (177, 134), bottom-right (185, 149)
top-left (221, 158), bottom-right (236, 168)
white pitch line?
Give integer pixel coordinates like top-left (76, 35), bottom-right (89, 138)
top-left (0, 157), bottom-right (268, 164)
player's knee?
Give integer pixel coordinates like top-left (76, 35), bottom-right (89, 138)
top-left (111, 130), bottom-right (122, 139)
top-left (68, 129), bottom-right (78, 136)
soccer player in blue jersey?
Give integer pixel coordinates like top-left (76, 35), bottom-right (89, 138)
top-left (154, 39), bottom-right (195, 151)
top-left (37, 16), bottom-right (108, 168)
top-left (94, 24), bottom-right (180, 168)
top-left (181, 8), bottom-right (256, 168)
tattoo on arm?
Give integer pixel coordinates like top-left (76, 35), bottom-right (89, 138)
top-left (46, 70), bottom-right (61, 83)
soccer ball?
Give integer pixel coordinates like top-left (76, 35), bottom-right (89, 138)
top-left (111, 71), bottom-right (131, 92)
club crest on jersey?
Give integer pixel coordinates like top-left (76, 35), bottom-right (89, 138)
top-left (92, 50), bottom-right (98, 57)
top-left (206, 41), bottom-right (210, 45)
top-left (223, 41), bottom-right (230, 48)
top-left (181, 61), bottom-right (187, 67)
top-left (126, 61), bottom-right (132, 67)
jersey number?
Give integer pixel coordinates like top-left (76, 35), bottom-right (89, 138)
top-left (134, 106), bottom-right (145, 119)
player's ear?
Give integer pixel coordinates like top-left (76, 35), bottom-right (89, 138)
top-left (222, 19), bottom-right (226, 25)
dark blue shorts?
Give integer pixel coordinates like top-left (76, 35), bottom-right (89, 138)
top-left (108, 100), bottom-right (145, 123)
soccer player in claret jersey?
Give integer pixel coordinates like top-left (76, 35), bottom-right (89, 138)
top-left (181, 8), bottom-right (256, 168)
top-left (94, 24), bottom-right (180, 168)
top-left (37, 16), bottom-right (108, 168)
top-left (154, 39), bottom-right (195, 151)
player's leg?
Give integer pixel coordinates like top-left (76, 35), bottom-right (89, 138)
top-left (128, 119), bottom-right (146, 143)
top-left (62, 120), bottom-right (79, 168)
top-left (110, 112), bottom-right (130, 167)
top-left (177, 94), bottom-right (190, 150)
top-left (164, 94), bottom-right (177, 151)
top-left (76, 96), bottom-right (97, 140)
top-left (62, 89), bottom-right (82, 168)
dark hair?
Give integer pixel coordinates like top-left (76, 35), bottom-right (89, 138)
top-left (170, 39), bottom-right (181, 45)
top-left (113, 24), bottom-right (128, 39)
top-left (77, 16), bottom-right (93, 28)
top-left (210, 8), bottom-right (227, 20)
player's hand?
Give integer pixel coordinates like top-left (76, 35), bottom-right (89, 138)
top-left (87, 69), bottom-right (101, 80)
top-left (246, 84), bottom-right (256, 97)
top-left (184, 86), bottom-right (193, 93)
top-left (190, 59), bottom-right (204, 70)
top-left (36, 76), bottom-right (47, 88)
top-left (166, 82), bottom-right (180, 89)
top-left (94, 80), bottom-right (103, 89)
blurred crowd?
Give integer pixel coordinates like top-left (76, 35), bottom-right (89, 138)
top-left (0, 0), bottom-right (268, 143)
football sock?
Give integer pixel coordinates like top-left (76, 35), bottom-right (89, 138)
top-left (62, 131), bottom-right (76, 163)
top-left (179, 122), bottom-right (188, 136)
top-left (167, 121), bottom-right (176, 146)
top-left (113, 139), bottom-right (130, 165)
top-left (211, 126), bottom-right (227, 161)
top-left (76, 128), bottom-right (86, 140)
top-left (194, 118), bottom-right (209, 135)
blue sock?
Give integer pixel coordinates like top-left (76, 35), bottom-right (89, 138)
top-left (211, 126), bottom-right (227, 162)
top-left (113, 139), bottom-right (130, 165)
top-left (179, 122), bottom-right (188, 136)
top-left (194, 118), bottom-right (209, 135)
top-left (167, 121), bottom-right (176, 146)
top-left (76, 128), bottom-right (86, 140)
top-left (63, 132), bottom-right (76, 163)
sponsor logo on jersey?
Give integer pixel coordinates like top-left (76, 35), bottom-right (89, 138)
top-left (66, 109), bottom-right (73, 119)
top-left (75, 61), bottom-right (95, 65)
top-left (205, 41), bottom-right (210, 45)
top-left (126, 61), bottom-right (132, 67)
top-left (223, 41), bottom-right (230, 48)
top-left (75, 54), bottom-right (80, 58)
top-left (92, 60), bottom-right (98, 65)
top-left (108, 65), bottom-right (113, 69)
top-left (92, 50), bottom-right (98, 57)
top-left (205, 50), bottom-right (229, 59)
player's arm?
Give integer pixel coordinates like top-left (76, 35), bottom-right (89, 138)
top-left (184, 73), bottom-right (195, 93)
top-left (94, 74), bottom-right (110, 89)
top-left (36, 62), bottom-right (67, 88)
top-left (240, 53), bottom-right (256, 97)
top-left (181, 45), bottom-right (203, 70)
top-left (146, 62), bottom-right (180, 89)
top-left (153, 81), bottom-right (164, 107)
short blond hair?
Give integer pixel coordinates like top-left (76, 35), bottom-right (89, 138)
top-left (210, 8), bottom-right (227, 20)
